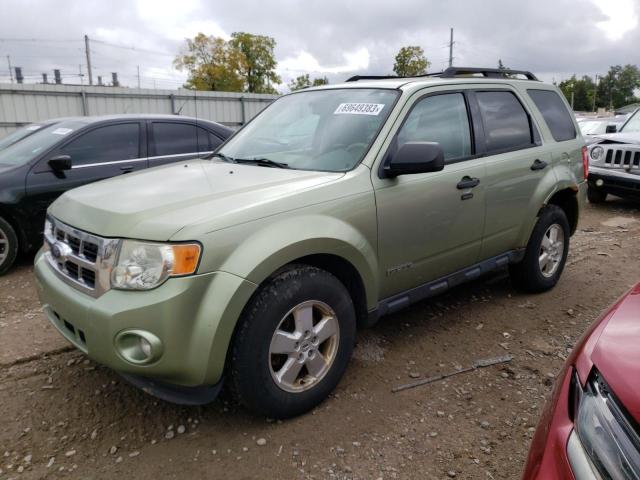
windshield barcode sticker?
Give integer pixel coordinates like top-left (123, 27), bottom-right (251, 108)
top-left (334, 103), bottom-right (385, 116)
top-left (51, 128), bottom-right (73, 135)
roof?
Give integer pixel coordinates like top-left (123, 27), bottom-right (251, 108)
top-left (45, 114), bottom-right (231, 132)
top-left (307, 66), bottom-right (546, 92)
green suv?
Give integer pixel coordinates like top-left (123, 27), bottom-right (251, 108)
top-left (35, 67), bottom-right (587, 418)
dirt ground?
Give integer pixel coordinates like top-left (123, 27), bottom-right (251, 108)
top-left (1, 199), bottom-right (639, 480)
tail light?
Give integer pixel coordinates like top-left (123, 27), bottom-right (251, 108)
top-left (582, 146), bottom-right (589, 179)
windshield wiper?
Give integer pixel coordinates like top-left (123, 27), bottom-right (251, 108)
top-left (207, 152), bottom-right (236, 163)
top-left (234, 157), bottom-right (289, 169)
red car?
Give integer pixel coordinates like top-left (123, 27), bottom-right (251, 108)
top-left (523, 283), bottom-right (640, 479)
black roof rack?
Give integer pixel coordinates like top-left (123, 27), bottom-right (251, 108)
top-left (345, 66), bottom-right (539, 83)
top-left (440, 67), bottom-right (539, 81)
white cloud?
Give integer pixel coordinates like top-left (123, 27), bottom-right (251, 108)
top-left (279, 48), bottom-right (370, 75)
top-left (592, 0), bottom-right (638, 41)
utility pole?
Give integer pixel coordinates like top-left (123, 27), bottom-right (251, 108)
top-left (6, 55), bottom-right (13, 83)
top-left (592, 74), bottom-right (598, 112)
top-left (448, 28), bottom-right (454, 67)
top-left (137, 65), bottom-right (141, 88)
top-left (79, 64), bottom-right (83, 85)
top-left (84, 35), bottom-right (93, 85)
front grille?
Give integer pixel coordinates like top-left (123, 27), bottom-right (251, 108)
top-left (44, 217), bottom-right (120, 297)
top-left (599, 145), bottom-right (640, 170)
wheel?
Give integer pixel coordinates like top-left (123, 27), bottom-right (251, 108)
top-left (0, 217), bottom-right (18, 276)
top-left (587, 185), bottom-right (607, 203)
top-left (229, 265), bottom-right (356, 419)
top-left (509, 205), bottom-right (570, 293)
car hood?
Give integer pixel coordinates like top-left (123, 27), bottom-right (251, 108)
top-left (50, 160), bottom-right (345, 240)
top-left (589, 131), bottom-right (640, 145)
top-left (591, 284), bottom-right (640, 424)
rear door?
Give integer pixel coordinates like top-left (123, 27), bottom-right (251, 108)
top-left (148, 121), bottom-right (224, 168)
top-left (474, 89), bottom-right (550, 259)
top-left (25, 121), bottom-right (146, 228)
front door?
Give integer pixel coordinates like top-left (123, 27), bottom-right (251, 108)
top-left (374, 91), bottom-right (486, 299)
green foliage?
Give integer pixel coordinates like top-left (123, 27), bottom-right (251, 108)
top-left (174, 32), bottom-right (281, 93)
top-left (558, 65), bottom-right (640, 111)
top-left (229, 32), bottom-right (281, 94)
top-left (558, 75), bottom-right (596, 111)
top-left (288, 74), bottom-right (329, 91)
top-left (393, 46), bottom-right (430, 77)
top-left (173, 33), bottom-right (245, 92)
top-left (596, 65), bottom-right (640, 109)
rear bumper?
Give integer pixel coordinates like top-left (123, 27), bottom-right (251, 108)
top-left (588, 166), bottom-right (640, 199)
top-left (34, 249), bottom-right (257, 388)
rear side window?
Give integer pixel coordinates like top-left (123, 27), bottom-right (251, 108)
top-left (397, 93), bottom-right (472, 162)
top-left (60, 123), bottom-right (140, 165)
top-left (152, 122), bottom-right (218, 156)
top-left (476, 91), bottom-right (533, 153)
top-left (527, 89), bottom-right (577, 142)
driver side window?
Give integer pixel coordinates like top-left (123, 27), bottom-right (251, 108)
top-left (397, 93), bottom-right (472, 162)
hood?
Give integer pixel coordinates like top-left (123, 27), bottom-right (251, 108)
top-left (50, 160), bottom-right (344, 240)
top-left (589, 131), bottom-right (640, 145)
top-left (590, 283), bottom-right (640, 424)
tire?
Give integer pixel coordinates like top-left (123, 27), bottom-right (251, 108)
top-left (0, 217), bottom-right (18, 276)
top-left (587, 185), bottom-right (607, 204)
top-left (509, 205), bottom-right (570, 293)
top-left (229, 265), bottom-right (356, 419)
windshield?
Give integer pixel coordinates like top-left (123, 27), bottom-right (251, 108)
top-left (0, 123), bottom-right (52, 151)
top-left (218, 88), bottom-right (399, 172)
top-left (578, 121), bottom-right (608, 135)
top-left (0, 120), bottom-right (86, 166)
top-left (621, 110), bottom-right (640, 133)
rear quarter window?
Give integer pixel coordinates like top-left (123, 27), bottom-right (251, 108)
top-left (527, 89), bottom-right (577, 142)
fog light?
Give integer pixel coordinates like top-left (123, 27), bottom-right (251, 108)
top-left (115, 329), bottom-right (163, 365)
top-left (596, 179), bottom-right (604, 187)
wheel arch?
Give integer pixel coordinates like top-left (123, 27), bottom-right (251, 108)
top-left (542, 187), bottom-right (580, 236)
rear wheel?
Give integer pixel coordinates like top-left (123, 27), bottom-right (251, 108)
top-left (229, 265), bottom-right (356, 419)
top-left (509, 205), bottom-right (569, 293)
top-left (587, 185), bottom-right (607, 203)
top-left (0, 217), bottom-right (18, 276)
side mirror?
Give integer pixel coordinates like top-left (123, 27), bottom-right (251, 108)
top-left (48, 155), bottom-right (72, 172)
top-left (605, 125), bottom-right (617, 134)
top-left (383, 142), bottom-right (445, 178)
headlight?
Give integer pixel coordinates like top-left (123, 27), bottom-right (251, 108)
top-left (111, 240), bottom-right (201, 290)
top-left (590, 146), bottom-right (604, 161)
top-left (574, 370), bottom-right (640, 479)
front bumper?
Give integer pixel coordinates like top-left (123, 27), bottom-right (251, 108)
top-left (34, 249), bottom-right (257, 388)
top-left (588, 166), bottom-right (640, 199)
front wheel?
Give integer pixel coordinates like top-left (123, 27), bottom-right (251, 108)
top-left (0, 217), bottom-right (18, 276)
top-left (229, 265), bottom-right (356, 419)
top-left (587, 185), bottom-right (607, 204)
top-left (509, 205), bottom-right (570, 293)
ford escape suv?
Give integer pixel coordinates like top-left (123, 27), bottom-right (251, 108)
top-left (35, 67), bottom-right (587, 418)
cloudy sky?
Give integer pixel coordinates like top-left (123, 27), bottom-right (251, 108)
top-left (0, 0), bottom-right (638, 91)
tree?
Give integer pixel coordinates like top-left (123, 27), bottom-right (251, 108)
top-left (558, 75), bottom-right (596, 111)
top-left (498, 59), bottom-right (507, 70)
top-left (229, 32), bottom-right (281, 94)
top-left (393, 46), bottom-right (429, 77)
top-left (173, 33), bottom-right (245, 91)
top-left (596, 65), bottom-right (640, 110)
top-left (288, 74), bottom-right (329, 91)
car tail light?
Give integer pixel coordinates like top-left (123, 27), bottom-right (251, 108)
top-left (582, 146), bottom-right (589, 179)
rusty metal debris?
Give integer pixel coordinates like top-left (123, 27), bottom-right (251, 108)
top-left (392, 354), bottom-right (513, 393)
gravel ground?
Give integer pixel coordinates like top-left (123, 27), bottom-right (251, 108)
top-left (0, 199), bottom-right (639, 480)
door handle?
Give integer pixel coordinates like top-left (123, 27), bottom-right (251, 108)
top-left (456, 176), bottom-right (480, 189)
top-left (530, 159), bottom-right (548, 171)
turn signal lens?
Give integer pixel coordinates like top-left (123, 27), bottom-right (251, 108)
top-left (171, 244), bottom-right (201, 275)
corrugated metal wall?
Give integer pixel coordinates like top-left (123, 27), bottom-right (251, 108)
top-left (0, 84), bottom-right (278, 138)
